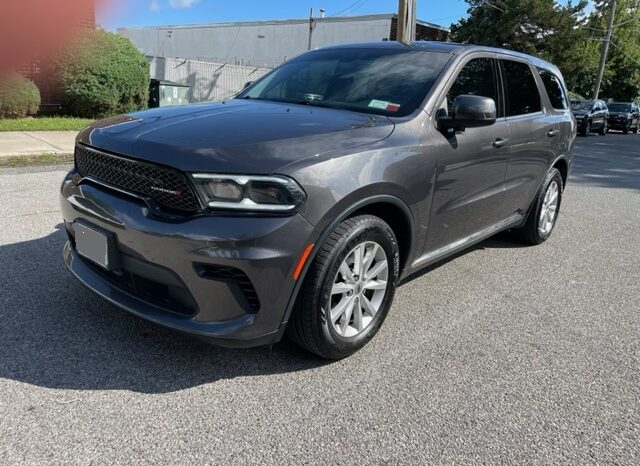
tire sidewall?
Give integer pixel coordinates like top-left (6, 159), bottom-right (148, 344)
top-left (532, 169), bottom-right (563, 243)
top-left (315, 219), bottom-right (399, 356)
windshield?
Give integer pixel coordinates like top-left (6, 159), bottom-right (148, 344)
top-left (572, 101), bottom-right (594, 110)
top-left (608, 103), bottom-right (632, 112)
top-left (237, 48), bottom-right (451, 117)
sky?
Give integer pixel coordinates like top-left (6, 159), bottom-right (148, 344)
top-left (98, 0), bottom-right (473, 30)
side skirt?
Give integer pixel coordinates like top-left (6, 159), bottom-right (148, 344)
top-left (405, 213), bottom-right (524, 276)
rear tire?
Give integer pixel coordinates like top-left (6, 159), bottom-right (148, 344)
top-left (515, 168), bottom-right (563, 245)
top-left (287, 215), bottom-right (400, 359)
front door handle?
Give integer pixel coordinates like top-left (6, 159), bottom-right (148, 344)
top-left (547, 129), bottom-right (560, 137)
top-left (493, 138), bottom-right (509, 148)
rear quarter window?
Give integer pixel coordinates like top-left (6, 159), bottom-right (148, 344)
top-left (538, 68), bottom-right (569, 110)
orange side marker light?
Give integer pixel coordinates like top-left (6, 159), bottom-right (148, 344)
top-left (293, 244), bottom-right (315, 280)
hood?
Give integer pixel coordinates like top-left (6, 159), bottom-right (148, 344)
top-left (608, 111), bottom-right (630, 116)
top-left (571, 109), bottom-right (590, 116)
top-left (78, 99), bottom-right (395, 174)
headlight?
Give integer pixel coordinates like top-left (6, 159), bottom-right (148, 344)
top-left (191, 174), bottom-right (306, 212)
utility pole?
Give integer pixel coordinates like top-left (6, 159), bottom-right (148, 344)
top-left (308, 8), bottom-right (314, 50)
top-left (397, 0), bottom-right (417, 44)
top-left (593, 0), bottom-right (617, 100)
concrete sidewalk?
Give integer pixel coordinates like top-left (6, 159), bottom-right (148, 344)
top-left (0, 131), bottom-right (77, 157)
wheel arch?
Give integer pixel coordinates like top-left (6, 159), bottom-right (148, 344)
top-left (552, 157), bottom-right (569, 190)
top-left (279, 194), bottom-right (414, 328)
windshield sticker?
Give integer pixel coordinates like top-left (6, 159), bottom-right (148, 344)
top-left (369, 100), bottom-right (401, 112)
top-left (369, 99), bottom-right (390, 110)
top-left (304, 93), bottom-right (324, 102)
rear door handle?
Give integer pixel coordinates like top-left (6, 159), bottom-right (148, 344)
top-left (493, 138), bottom-right (509, 148)
top-left (547, 129), bottom-right (560, 137)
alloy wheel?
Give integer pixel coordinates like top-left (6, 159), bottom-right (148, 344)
top-left (330, 241), bottom-right (388, 338)
top-left (538, 181), bottom-right (559, 235)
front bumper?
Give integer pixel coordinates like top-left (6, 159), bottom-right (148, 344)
top-left (60, 171), bottom-right (315, 347)
top-left (607, 118), bottom-right (630, 130)
top-left (574, 117), bottom-right (588, 129)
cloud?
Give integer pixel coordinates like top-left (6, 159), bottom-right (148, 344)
top-left (168, 0), bottom-right (200, 8)
top-left (149, 0), bottom-right (160, 12)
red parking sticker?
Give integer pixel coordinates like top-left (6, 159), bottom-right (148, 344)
top-left (386, 103), bottom-right (400, 112)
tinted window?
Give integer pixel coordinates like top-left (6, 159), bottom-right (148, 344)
top-left (446, 58), bottom-right (499, 116)
top-left (538, 69), bottom-right (568, 110)
top-left (501, 60), bottom-right (542, 116)
top-left (239, 48), bottom-right (451, 117)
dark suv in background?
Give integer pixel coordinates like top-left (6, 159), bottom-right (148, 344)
top-left (571, 99), bottom-right (609, 136)
top-left (607, 102), bottom-right (639, 134)
top-left (61, 42), bottom-right (575, 359)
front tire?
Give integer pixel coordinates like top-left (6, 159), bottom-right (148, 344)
top-left (287, 215), bottom-right (400, 359)
top-left (599, 121), bottom-right (608, 135)
top-left (580, 120), bottom-right (591, 136)
top-left (516, 168), bottom-right (563, 245)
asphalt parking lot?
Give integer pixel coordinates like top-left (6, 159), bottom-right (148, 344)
top-left (1, 133), bottom-right (638, 465)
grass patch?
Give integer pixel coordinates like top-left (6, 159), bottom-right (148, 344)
top-left (0, 117), bottom-right (93, 132)
top-left (0, 152), bottom-right (74, 167)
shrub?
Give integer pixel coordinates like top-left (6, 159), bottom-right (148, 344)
top-left (55, 30), bottom-right (149, 118)
top-left (0, 73), bottom-right (41, 118)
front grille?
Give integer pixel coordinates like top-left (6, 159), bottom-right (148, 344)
top-left (75, 145), bottom-right (200, 214)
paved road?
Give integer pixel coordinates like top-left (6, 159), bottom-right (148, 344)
top-left (1, 134), bottom-right (638, 464)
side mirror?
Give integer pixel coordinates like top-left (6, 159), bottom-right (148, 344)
top-left (438, 95), bottom-right (497, 134)
top-left (243, 81), bottom-right (254, 89)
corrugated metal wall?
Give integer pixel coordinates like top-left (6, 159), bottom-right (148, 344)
top-left (148, 56), bottom-right (271, 103)
top-left (121, 16), bottom-right (395, 68)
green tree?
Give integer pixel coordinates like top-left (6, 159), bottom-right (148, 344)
top-left (450, 0), bottom-right (593, 92)
top-left (55, 30), bottom-right (150, 118)
top-left (582, 0), bottom-right (640, 101)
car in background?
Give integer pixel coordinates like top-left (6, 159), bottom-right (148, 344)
top-left (571, 99), bottom-right (609, 136)
top-left (606, 102), bottom-right (639, 134)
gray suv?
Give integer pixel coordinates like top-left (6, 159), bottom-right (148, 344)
top-left (60, 42), bottom-right (575, 359)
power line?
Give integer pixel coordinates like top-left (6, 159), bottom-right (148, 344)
top-left (609, 39), bottom-right (640, 67)
top-left (479, 0), bottom-right (506, 13)
top-left (330, 0), bottom-right (371, 17)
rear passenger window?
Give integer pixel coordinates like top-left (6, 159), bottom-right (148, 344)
top-left (446, 58), bottom-right (500, 116)
top-left (501, 60), bottom-right (542, 116)
top-left (538, 69), bottom-right (568, 110)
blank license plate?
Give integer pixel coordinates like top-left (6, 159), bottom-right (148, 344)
top-left (75, 223), bottom-right (110, 269)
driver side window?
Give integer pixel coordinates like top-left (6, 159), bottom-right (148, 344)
top-left (446, 58), bottom-right (499, 117)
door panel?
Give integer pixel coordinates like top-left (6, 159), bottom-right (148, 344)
top-left (499, 59), bottom-right (558, 216)
top-left (426, 122), bottom-right (511, 251)
top-left (424, 57), bottom-right (510, 252)
top-left (503, 114), bottom-right (558, 214)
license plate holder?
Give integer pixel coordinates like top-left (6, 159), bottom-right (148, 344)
top-left (74, 222), bottom-right (114, 270)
